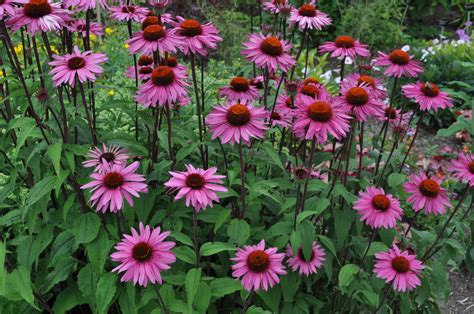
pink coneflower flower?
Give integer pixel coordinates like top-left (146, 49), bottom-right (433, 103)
top-left (219, 77), bottom-right (259, 103)
top-left (125, 65), bottom-right (153, 81)
top-left (0, 0), bottom-right (27, 17)
top-left (242, 33), bottom-right (296, 73)
top-left (449, 153), bottom-right (474, 187)
top-left (294, 82), bottom-right (331, 107)
top-left (289, 3), bottom-right (331, 30)
top-left (293, 94), bottom-right (351, 143)
top-left (334, 83), bottom-right (384, 122)
top-left (374, 245), bottom-right (424, 292)
top-left (231, 240), bottom-right (286, 291)
top-left (403, 172), bottom-right (451, 215)
top-left (164, 164), bottom-right (227, 213)
top-left (341, 73), bottom-right (387, 100)
top-left (378, 106), bottom-right (410, 129)
top-left (111, 222), bottom-right (176, 287)
top-left (163, 55), bottom-right (187, 72)
top-left (66, 19), bottom-right (103, 38)
top-left (135, 65), bottom-right (188, 107)
top-left (206, 102), bottom-right (267, 145)
top-left (127, 24), bottom-right (182, 55)
top-left (402, 82), bottom-right (453, 112)
top-left (286, 242), bottom-right (325, 276)
top-left (319, 35), bottom-right (369, 59)
top-left (82, 143), bottom-right (129, 173)
top-left (172, 17), bottom-right (222, 56)
top-left (48, 46), bottom-right (107, 87)
top-left (374, 49), bottom-right (423, 78)
top-left (262, 0), bottom-right (293, 15)
top-left (291, 165), bottom-right (325, 181)
top-left (109, 4), bottom-right (148, 22)
top-left (63, 0), bottom-right (107, 12)
top-left (81, 161), bottom-right (148, 213)
top-left (7, 0), bottom-right (70, 34)
top-left (353, 186), bottom-right (403, 229)
top-left (269, 110), bottom-right (292, 128)
top-left (148, 0), bottom-right (170, 10)
top-left (275, 92), bottom-right (295, 116)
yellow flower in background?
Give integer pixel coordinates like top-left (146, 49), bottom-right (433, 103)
top-left (14, 44), bottom-right (23, 55)
top-left (0, 72), bottom-right (3, 78)
top-left (50, 45), bottom-right (59, 55)
top-left (90, 34), bottom-right (97, 41)
top-left (124, 43), bottom-right (129, 49)
top-left (105, 27), bottom-right (114, 35)
top-left (108, 90), bottom-right (115, 96)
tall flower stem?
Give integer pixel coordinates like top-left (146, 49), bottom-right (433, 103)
top-left (240, 291), bottom-right (254, 314)
top-left (153, 285), bottom-right (169, 314)
top-left (193, 210), bottom-right (200, 268)
top-left (339, 57), bottom-right (346, 82)
top-left (290, 28), bottom-right (307, 80)
top-left (300, 137), bottom-right (317, 212)
top-left (127, 20), bottom-right (140, 141)
top-left (78, 81), bottom-right (97, 145)
top-left (357, 122), bottom-right (364, 184)
top-left (190, 54), bottom-right (206, 168)
top-left (164, 103), bottom-right (175, 169)
top-left (359, 229), bottom-right (377, 268)
top-left (403, 210), bottom-right (420, 237)
top-left (422, 186), bottom-right (470, 262)
top-left (238, 142), bottom-right (247, 218)
top-left (303, 30), bottom-right (310, 79)
top-left (374, 77), bottom-right (399, 175)
top-left (398, 111), bottom-right (425, 172)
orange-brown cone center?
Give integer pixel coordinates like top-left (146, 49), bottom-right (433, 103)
top-left (419, 179), bottom-right (440, 197)
top-left (226, 104), bottom-right (251, 126)
top-left (297, 247), bottom-right (314, 262)
top-left (230, 77), bottom-right (250, 92)
top-left (301, 84), bottom-right (319, 98)
top-left (372, 194), bottom-right (391, 211)
top-left (345, 87), bottom-right (369, 106)
top-left (388, 49), bottom-right (410, 65)
top-left (468, 161), bottom-right (474, 174)
top-left (391, 256), bottom-right (410, 273)
top-left (307, 101), bottom-right (333, 122)
top-left (303, 77), bottom-right (319, 85)
top-left (121, 5), bottom-right (135, 13)
top-left (298, 4), bottom-right (316, 17)
top-left (285, 97), bottom-right (293, 108)
top-left (67, 56), bottom-right (86, 70)
top-left (385, 107), bottom-right (397, 119)
top-left (271, 112), bottom-right (281, 120)
top-left (180, 19), bottom-right (203, 37)
top-left (420, 83), bottom-right (440, 97)
top-left (141, 16), bottom-right (159, 30)
top-left (138, 55), bottom-right (153, 66)
top-left (139, 66), bottom-right (153, 75)
top-left (143, 24), bottom-right (166, 41)
top-left (24, 0), bottom-right (52, 18)
top-left (103, 172), bottom-right (124, 189)
top-left (99, 152), bottom-right (115, 163)
top-left (357, 75), bottom-right (376, 88)
top-left (247, 250), bottom-right (270, 273)
top-left (260, 37), bottom-right (283, 57)
top-left (151, 66), bottom-right (175, 86)
top-left (132, 242), bottom-right (153, 262)
top-left (185, 173), bottom-right (205, 189)
top-left (166, 56), bottom-right (178, 67)
top-left (335, 35), bottom-right (355, 48)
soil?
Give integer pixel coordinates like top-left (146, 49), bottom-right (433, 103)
top-left (440, 270), bottom-right (474, 313)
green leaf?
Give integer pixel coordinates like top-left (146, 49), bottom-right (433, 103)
top-left (210, 278), bottom-right (242, 297)
top-left (86, 229), bottom-right (113, 275)
top-left (296, 198), bottom-right (329, 224)
top-left (200, 242), bottom-right (235, 256)
top-left (296, 220), bottom-right (315, 262)
top-left (338, 264), bottom-right (359, 288)
top-left (47, 143), bottom-right (62, 176)
top-left (194, 282), bottom-right (211, 313)
top-left (78, 264), bottom-right (98, 304)
top-left (214, 208), bottom-right (231, 233)
top-left (26, 176), bottom-right (57, 207)
top-left (170, 231), bottom-right (193, 247)
top-left (176, 143), bottom-right (198, 163)
top-left (227, 219), bottom-right (250, 246)
top-left (260, 142), bottom-right (285, 171)
top-left (17, 225), bottom-right (54, 270)
top-left (96, 273), bottom-right (117, 314)
top-left (387, 173), bottom-right (406, 188)
top-left (0, 241), bottom-right (5, 294)
top-left (41, 257), bottom-right (76, 292)
top-left (10, 266), bottom-right (38, 310)
top-left (174, 246), bottom-right (196, 265)
top-left (185, 268), bottom-right (201, 312)
top-left (367, 242), bottom-right (388, 256)
top-left (73, 213), bottom-right (101, 244)
top-left (52, 283), bottom-right (86, 314)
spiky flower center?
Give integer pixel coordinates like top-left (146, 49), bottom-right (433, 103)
top-left (303, 77), bottom-right (319, 85)
top-left (419, 179), bottom-right (440, 198)
top-left (103, 172), bottom-right (124, 189)
top-left (420, 82), bottom-right (440, 97)
top-left (298, 4), bottom-right (316, 17)
top-left (372, 194), bottom-right (391, 211)
top-left (151, 66), bottom-right (175, 86)
top-left (230, 77), bottom-right (250, 92)
top-left (166, 56), bottom-right (178, 67)
top-left (388, 49), bottom-right (410, 65)
top-left (180, 19), bottom-right (203, 37)
top-left (294, 168), bottom-right (309, 180)
top-left (185, 173), bottom-right (205, 189)
top-left (468, 161), bottom-right (474, 174)
top-left (274, 0), bottom-right (286, 4)
top-left (247, 250), bottom-right (270, 273)
top-left (297, 247), bottom-right (314, 262)
top-left (301, 84), bottom-right (319, 98)
top-left (24, 0), bottom-right (52, 18)
top-left (260, 37), bottom-right (283, 57)
top-left (271, 112), bottom-right (281, 120)
top-left (99, 152), bottom-right (115, 163)
top-left (335, 35), bottom-right (355, 48)
top-left (285, 97), bottom-right (293, 108)
top-left (67, 56), bottom-right (86, 70)
top-left (138, 55), bottom-right (153, 66)
top-left (226, 104), bottom-right (251, 126)
top-left (385, 107), bottom-right (397, 119)
top-left (121, 5), bottom-right (135, 13)
top-left (357, 75), bottom-right (376, 88)
top-left (143, 24), bottom-right (166, 41)
top-left (391, 256), bottom-right (410, 273)
top-left (141, 16), bottom-right (159, 30)
top-left (345, 87), bottom-right (369, 106)
top-left (307, 101), bottom-right (333, 122)
top-left (139, 66), bottom-right (153, 75)
top-left (132, 242), bottom-right (153, 262)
